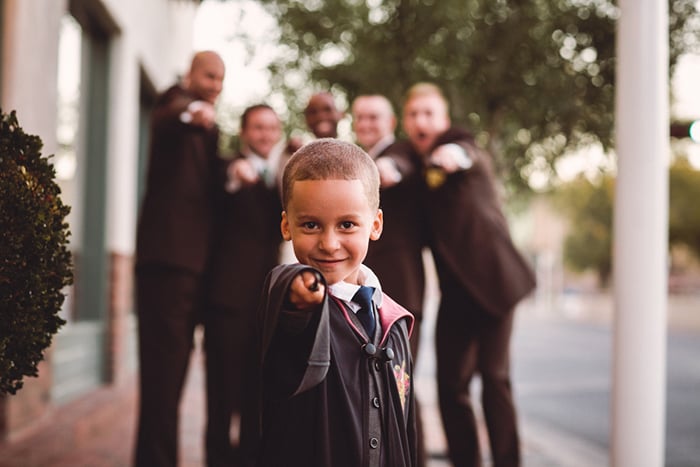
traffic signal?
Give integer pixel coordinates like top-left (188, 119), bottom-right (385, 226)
top-left (670, 120), bottom-right (700, 142)
top-left (690, 120), bottom-right (700, 143)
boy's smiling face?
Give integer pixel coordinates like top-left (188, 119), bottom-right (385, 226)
top-left (281, 179), bottom-right (383, 285)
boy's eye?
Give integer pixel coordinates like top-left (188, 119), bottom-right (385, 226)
top-left (302, 221), bottom-right (318, 230)
top-left (339, 221), bottom-right (356, 230)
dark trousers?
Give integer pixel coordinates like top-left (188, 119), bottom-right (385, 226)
top-left (134, 266), bottom-right (201, 467)
top-left (134, 267), bottom-right (242, 467)
top-left (435, 285), bottom-right (520, 467)
top-left (203, 304), bottom-right (250, 466)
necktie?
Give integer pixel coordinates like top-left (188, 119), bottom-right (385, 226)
top-left (352, 285), bottom-right (376, 337)
top-left (260, 165), bottom-right (273, 187)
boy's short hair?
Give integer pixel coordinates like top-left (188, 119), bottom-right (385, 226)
top-left (282, 138), bottom-right (380, 211)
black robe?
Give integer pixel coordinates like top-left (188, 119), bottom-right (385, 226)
top-left (241, 263), bottom-right (418, 467)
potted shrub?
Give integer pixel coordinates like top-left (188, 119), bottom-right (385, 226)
top-left (0, 109), bottom-right (73, 395)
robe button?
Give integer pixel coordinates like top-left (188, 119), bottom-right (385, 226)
top-left (369, 437), bottom-right (379, 449)
top-left (372, 397), bottom-right (380, 408)
top-left (374, 361), bottom-right (381, 371)
top-left (363, 343), bottom-right (377, 356)
top-left (384, 347), bottom-right (394, 361)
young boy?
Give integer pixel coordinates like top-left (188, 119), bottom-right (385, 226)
top-left (242, 138), bottom-right (417, 467)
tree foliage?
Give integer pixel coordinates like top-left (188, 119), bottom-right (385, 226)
top-left (0, 110), bottom-right (72, 395)
top-left (255, 0), bottom-right (699, 193)
top-left (669, 158), bottom-right (700, 259)
top-left (552, 174), bottom-right (614, 285)
top-left (552, 158), bottom-right (700, 285)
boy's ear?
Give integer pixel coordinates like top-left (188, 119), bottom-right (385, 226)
top-left (281, 211), bottom-right (292, 241)
top-left (370, 209), bottom-right (383, 241)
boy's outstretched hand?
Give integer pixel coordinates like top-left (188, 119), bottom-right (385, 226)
top-left (287, 271), bottom-right (325, 311)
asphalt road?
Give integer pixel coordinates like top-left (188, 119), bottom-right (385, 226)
top-left (512, 313), bottom-right (700, 467)
top-left (416, 294), bottom-right (700, 467)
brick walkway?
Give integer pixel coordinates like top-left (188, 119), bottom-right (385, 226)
top-left (0, 376), bottom-right (137, 467)
top-left (0, 322), bottom-right (557, 467)
top-left (0, 343), bottom-right (452, 467)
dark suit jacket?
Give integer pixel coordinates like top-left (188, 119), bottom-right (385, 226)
top-left (364, 140), bottom-right (427, 316)
top-left (205, 153), bottom-right (283, 311)
top-left (136, 85), bottom-right (224, 274)
top-left (424, 128), bottom-right (536, 316)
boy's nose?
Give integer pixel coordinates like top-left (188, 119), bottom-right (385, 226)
top-left (318, 231), bottom-right (340, 252)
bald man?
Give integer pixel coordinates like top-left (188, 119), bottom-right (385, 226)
top-left (134, 51), bottom-right (229, 467)
top-left (285, 91), bottom-right (344, 155)
top-left (304, 91), bottom-right (343, 138)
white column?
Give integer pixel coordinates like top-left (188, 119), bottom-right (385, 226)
top-left (105, 35), bottom-right (140, 254)
top-left (612, 2), bottom-right (669, 466)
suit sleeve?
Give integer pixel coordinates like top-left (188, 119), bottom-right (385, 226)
top-left (426, 129), bottom-right (536, 315)
top-left (151, 86), bottom-right (195, 129)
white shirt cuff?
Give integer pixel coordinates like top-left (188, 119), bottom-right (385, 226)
top-left (442, 143), bottom-right (473, 170)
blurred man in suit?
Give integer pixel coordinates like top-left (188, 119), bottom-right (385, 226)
top-left (134, 50), bottom-right (226, 467)
top-left (285, 91), bottom-right (344, 155)
top-left (351, 94), bottom-right (426, 358)
top-left (352, 94), bottom-right (428, 467)
top-left (204, 104), bottom-right (284, 464)
top-left (402, 83), bottom-right (536, 467)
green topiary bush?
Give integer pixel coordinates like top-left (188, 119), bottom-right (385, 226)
top-left (0, 109), bottom-right (73, 395)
